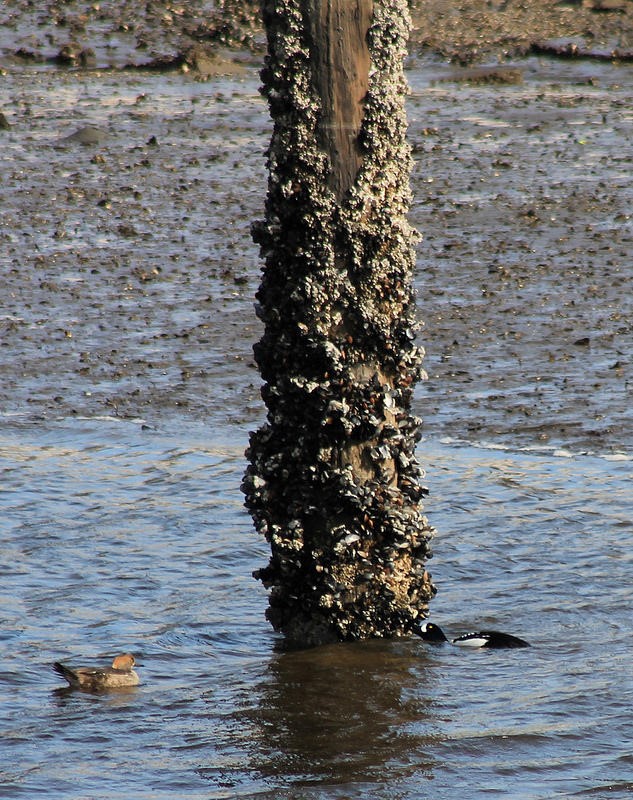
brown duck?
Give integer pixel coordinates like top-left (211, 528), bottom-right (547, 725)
top-left (53, 653), bottom-right (139, 690)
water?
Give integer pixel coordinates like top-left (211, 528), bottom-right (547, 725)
top-left (2, 417), bottom-right (633, 799)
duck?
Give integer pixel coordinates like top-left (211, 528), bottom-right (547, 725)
top-left (414, 621), bottom-right (530, 649)
top-left (53, 653), bottom-right (140, 690)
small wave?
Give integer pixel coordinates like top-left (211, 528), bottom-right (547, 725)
top-left (436, 435), bottom-right (632, 461)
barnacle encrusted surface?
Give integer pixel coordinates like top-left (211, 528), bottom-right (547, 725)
top-left (243, 0), bottom-right (436, 647)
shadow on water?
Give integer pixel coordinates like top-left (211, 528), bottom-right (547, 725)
top-left (199, 639), bottom-right (439, 797)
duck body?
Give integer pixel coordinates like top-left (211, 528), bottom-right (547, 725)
top-left (53, 653), bottom-right (139, 690)
top-left (452, 630), bottom-right (530, 648)
top-left (414, 621), bottom-right (529, 649)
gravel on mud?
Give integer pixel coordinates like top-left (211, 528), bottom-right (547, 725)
top-left (1, 2), bottom-right (633, 454)
top-left (3, 1), bottom-right (633, 68)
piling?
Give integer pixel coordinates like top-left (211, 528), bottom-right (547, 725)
top-left (242, 0), bottom-right (436, 647)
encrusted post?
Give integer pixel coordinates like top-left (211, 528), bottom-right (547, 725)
top-left (242, 0), bottom-right (436, 647)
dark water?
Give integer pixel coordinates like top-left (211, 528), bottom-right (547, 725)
top-left (2, 417), bottom-right (633, 799)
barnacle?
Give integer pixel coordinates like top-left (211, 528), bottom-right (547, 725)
top-left (243, 0), bottom-right (436, 646)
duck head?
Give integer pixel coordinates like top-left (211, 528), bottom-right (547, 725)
top-left (413, 621), bottom-right (448, 643)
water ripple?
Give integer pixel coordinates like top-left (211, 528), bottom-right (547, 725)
top-left (2, 419), bottom-right (633, 798)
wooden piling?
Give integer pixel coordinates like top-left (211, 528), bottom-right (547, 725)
top-left (243, 0), bottom-right (436, 646)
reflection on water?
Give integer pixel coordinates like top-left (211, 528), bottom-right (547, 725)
top-left (2, 417), bottom-right (633, 799)
top-left (241, 641), bottom-right (437, 790)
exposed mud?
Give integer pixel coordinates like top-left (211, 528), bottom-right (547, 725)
top-left (1, 2), bottom-right (632, 454)
top-left (410, 0), bottom-right (633, 63)
top-left (407, 57), bottom-right (633, 452)
top-left (3, 1), bottom-right (633, 69)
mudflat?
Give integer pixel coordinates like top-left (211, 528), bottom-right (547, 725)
top-left (2, 2), bottom-right (633, 68)
top-left (1, 1), bottom-right (632, 452)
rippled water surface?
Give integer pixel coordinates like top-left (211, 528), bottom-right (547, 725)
top-left (2, 418), bottom-right (633, 799)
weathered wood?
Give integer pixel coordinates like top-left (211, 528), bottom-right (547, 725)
top-left (303, 0), bottom-right (373, 199)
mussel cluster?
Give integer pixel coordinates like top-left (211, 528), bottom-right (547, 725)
top-left (243, 0), bottom-right (436, 646)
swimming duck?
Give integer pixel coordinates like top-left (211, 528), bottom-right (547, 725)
top-left (414, 621), bottom-right (530, 649)
top-left (53, 653), bottom-right (140, 690)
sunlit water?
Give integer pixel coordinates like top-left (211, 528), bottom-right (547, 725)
top-left (2, 417), bottom-right (633, 799)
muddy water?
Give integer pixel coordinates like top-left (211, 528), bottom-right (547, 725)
top-left (2, 57), bottom-right (633, 798)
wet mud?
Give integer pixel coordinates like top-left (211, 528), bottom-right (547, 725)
top-left (1, 2), bottom-right (632, 454)
top-left (3, 1), bottom-right (633, 68)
